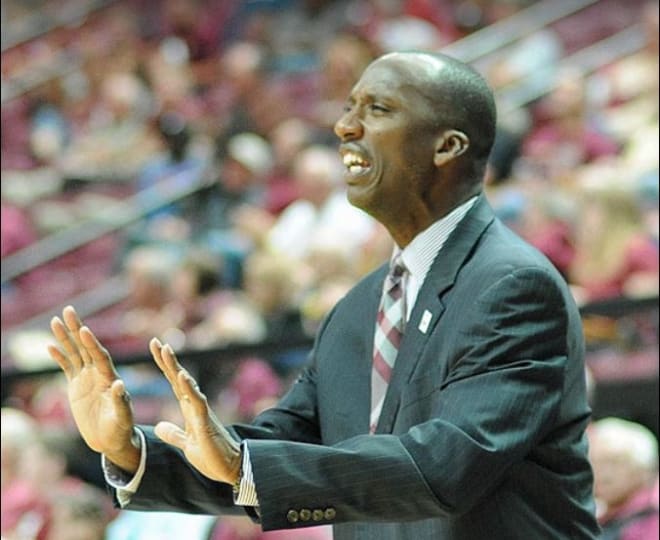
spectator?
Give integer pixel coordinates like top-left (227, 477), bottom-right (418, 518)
top-left (522, 68), bottom-right (620, 182)
top-left (569, 185), bottom-right (659, 303)
top-left (233, 144), bottom-right (376, 263)
top-left (48, 482), bottom-right (116, 540)
top-left (588, 417), bottom-right (659, 540)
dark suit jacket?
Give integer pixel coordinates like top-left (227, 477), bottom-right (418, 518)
top-left (127, 195), bottom-right (600, 539)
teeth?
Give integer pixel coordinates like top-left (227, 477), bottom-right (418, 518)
top-left (342, 152), bottom-right (369, 169)
top-left (349, 165), bottom-right (365, 174)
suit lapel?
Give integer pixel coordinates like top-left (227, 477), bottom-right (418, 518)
top-left (374, 195), bottom-right (495, 434)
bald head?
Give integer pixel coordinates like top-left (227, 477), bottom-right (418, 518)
top-left (375, 51), bottom-right (497, 167)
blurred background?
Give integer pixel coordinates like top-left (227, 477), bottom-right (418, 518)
top-left (1, 1), bottom-right (658, 539)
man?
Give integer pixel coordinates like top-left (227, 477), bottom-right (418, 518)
top-left (48, 51), bottom-right (600, 539)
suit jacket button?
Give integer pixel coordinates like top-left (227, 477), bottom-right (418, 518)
top-left (299, 509), bottom-right (312, 521)
top-left (286, 510), bottom-right (299, 523)
top-left (324, 507), bottom-right (336, 520)
top-left (312, 509), bottom-right (324, 521)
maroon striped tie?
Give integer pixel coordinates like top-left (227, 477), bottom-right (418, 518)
top-left (370, 254), bottom-right (407, 434)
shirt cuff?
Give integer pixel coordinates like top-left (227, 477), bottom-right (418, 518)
top-left (102, 428), bottom-right (147, 508)
top-left (233, 442), bottom-right (259, 507)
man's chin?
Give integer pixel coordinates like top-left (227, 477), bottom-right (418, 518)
top-left (346, 185), bottom-right (379, 218)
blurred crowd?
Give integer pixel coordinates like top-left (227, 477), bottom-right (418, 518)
top-left (2, 0), bottom-right (658, 357)
top-left (1, 0), bottom-right (659, 539)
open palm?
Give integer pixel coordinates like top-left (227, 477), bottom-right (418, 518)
top-left (149, 338), bottom-right (241, 484)
top-left (48, 306), bottom-right (138, 469)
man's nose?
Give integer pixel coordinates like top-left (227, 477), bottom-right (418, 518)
top-left (334, 110), bottom-right (362, 141)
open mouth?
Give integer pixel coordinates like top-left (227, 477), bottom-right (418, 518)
top-left (342, 151), bottom-right (371, 177)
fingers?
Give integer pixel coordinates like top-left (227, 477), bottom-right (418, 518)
top-left (110, 379), bottom-right (134, 426)
top-left (50, 314), bottom-right (83, 372)
top-left (50, 306), bottom-right (117, 379)
top-left (150, 338), bottom-right (209, 417)
top-left (62, 306), bottom-right (93, 366)
top-left (154, 421), bottom-right (187, 451)
top-left (79, 326), bottom-right (119, 379)
top-left (177, 369), bottom-right (208, 416)
top-left (150, 338), bottom-right (185, 401)
top-left (47, 343), bottom-right (73, 378)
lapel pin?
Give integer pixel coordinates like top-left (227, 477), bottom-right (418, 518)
top-left (418, 309), bottom-right (432, 334)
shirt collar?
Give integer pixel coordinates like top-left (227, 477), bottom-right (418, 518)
top-left (399, 196), bottom-right (478, 284)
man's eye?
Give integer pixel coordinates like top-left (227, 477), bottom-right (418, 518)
top-left (369, 104), bottom-right (388, 113)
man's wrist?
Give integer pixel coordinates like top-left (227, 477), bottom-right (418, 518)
top-left (106, 429), bottom-right (142, 474)
top-left (103, 428), bottom-right (148, 507)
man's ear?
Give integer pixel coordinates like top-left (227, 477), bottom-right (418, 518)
top-left (434, 130), bottom-right (469, 167)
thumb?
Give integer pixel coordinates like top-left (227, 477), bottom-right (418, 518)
top-left (110, 379), bottom-right (134, 423)
top-left (155, 421), bottom-right (187, 450)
